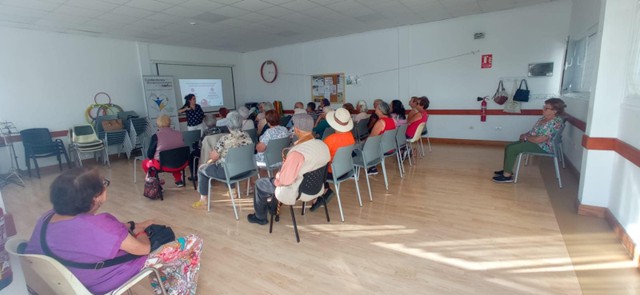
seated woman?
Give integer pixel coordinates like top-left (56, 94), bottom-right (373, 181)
top-left (238, 106), bottom-right (256, 131)
top-left (493, 98), bottom-right (566, 183)
top-left (142, 115), bottom-right (186, 187)
top-left (367, 101), bottom-right (396, 175)
top-left (354, 100), bottom-right (370, 123)
top-left (256, 102), bottom-right (274, 136)
top-left (390, 99), bottom-right (407, 126)
top-left (215, 107), bottom-right (230, 127)
top-left (193, 111), bottom-right (253, 208)
top-left (256, 110), bottom-right (290, 163)
top-left (406, 96), bottom-right (430, 139)
top-left (24, 168), bottom-right (203, 295)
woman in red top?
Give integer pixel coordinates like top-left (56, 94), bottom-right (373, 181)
top-left (370, 101), bottom-right (396, 137)
top-left (406, 96), bottom-right (430, 138)
top-left (367, 101), bottom-right (395, 175)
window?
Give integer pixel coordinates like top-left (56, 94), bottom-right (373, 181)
top-left (561, 29), bottom-right (599, 98)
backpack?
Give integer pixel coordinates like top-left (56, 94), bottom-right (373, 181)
top-left (143, 167), bottom-right (163, 200)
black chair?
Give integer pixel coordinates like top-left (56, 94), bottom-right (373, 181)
top-left (269, 164), bottom-right (330, 243)
top-left (279, 115), bottom-right (292, 127)
top-left (20, 128), bottom-right (71, 178)
top-left (158, 146), bottom-right (192, 191)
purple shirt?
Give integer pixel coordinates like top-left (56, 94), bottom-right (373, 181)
top-left (25, 210), bottom-right (146, 294)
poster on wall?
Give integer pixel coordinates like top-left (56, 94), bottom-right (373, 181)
top-left (481, 54), bottom-right (492, 69)
top-left (311, 73), bottom-right (345, 104)
top-left (142, 76), bottom-right (180, 130)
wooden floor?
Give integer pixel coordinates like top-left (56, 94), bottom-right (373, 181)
top-left (2, 144), bottom-right (638, 294)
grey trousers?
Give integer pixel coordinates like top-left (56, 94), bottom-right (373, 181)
top-left (253, 177), bottom-right (276, 220)
top-left (197, 163), bottom-right (229, 195)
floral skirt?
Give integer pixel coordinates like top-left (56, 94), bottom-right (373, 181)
top-left (145, 234), bottom-right (203, 295)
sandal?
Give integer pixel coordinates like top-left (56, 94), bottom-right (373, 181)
top-left (191, 200), bottom-right (206, 209)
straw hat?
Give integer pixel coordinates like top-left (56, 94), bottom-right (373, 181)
top-left (326, 107), bottom-right (354, 133)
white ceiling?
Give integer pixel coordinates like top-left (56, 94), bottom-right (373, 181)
top-left (0, 0), bottom-right (553, 53)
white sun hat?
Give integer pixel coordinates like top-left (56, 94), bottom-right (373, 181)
top-left (326, 107), bottom-right (354, 133)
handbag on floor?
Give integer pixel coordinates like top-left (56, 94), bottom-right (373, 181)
top-left (143, 167), bottom-right (163, 200)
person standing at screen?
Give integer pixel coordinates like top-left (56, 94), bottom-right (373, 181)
top-left (179, 94), bottom-right (205, 133)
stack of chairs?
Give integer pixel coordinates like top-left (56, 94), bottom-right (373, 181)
top-left (94, 115), bottom-right (133, 160)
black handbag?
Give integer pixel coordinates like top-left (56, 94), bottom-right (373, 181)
top-left (513, 79), bottom-right (530, 102)
top-left (145, 224), bottom-right (176, 252)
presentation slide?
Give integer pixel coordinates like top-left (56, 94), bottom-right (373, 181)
top-left (178, 79), bottom-right (223, 108)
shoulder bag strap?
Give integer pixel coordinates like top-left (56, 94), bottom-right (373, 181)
top-left (40, 213), bottom-right (141, 269)
top-left (519, 79), bottom-right (529, 90)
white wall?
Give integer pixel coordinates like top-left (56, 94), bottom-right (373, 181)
top-left (578, 0), bottom-right (640, 244)
top-left (0, 28), bottom-right (242, 173)
top-left (241, 1), bottom-right (571, 141)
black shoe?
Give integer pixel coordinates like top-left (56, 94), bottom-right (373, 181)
top-left (493, 170), bottom-right (504, 176)
top-left (247, 214), bottom-right (268, 225)
top-left (309, 198), bottom-right (325, 212)
top-left (323, 188), bottom-right (334, 205)
top-left (492, 175), bottom-right (513, 183)
top-left (175, 181), bottom-right (185, 187)
top-left (188, 176), bottom-right (197, 181)
top-left (367, 167), bottom-right (378, 176)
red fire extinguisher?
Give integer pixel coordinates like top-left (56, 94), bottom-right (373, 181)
top-left (480, 97), bottom-right (487, 122)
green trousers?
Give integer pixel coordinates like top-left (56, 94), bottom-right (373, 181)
top-left (502, 141), bottom-right (546, 174)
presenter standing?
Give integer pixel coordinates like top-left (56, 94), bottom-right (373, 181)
top-left (179, 94), bottom-right (205, 133)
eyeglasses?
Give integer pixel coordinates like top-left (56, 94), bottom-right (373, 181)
top-left (103, 178), bottom-right (111, 188)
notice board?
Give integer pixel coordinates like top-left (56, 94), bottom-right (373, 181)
top-left (311, 73), bottom-right (345, 104)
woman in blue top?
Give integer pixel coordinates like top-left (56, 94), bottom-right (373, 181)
top-left (492, 98), bottom-right (566, 183)
top-left (178, 94), bottom-right (205, 133)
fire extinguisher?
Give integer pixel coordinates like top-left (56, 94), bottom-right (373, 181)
top-left (478, 97), bottom-right (487, 122)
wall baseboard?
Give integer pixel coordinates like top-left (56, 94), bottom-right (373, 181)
top-left (578, 202), bottom-right (638, 266)
top-left (429, 138), bottom-right (508, 146)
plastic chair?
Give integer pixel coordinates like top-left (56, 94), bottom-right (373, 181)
top-left (407, 123), bottom-right (426, 161)
top-left (128, 117), bottom-right (150, 154)
top-left (182, 130), bottom-right (201, 153)
top-left (94, 115), bottom-right (133, 160)
top-left (381, 128), bottom-right (401, 180)
top-left (354, 119), bottom-right (370, 143)
top-left (20, 128), bottom-right (71, 178)
top-left (352, 135), bottom-right (386, 201)
top-left (279, 115), bottom-right (292, 127)
top-left (327, 145), bottom-right (362, 222)
top-left (269, 164), bottom-right (330, 243)
top-left (256, 137), bottom-right (291, 177)
top-left (158, 146), bottom-right (191, 189)
top-left (204, 144), bottom-right (258, 220)
top-left (246, 128), bottom-right (259, 144)
top-left (395, 124), bottom-right (412, 168)
top-left (5, 237), bottom-right (167, 295)
top-left (69, 125), bottom-right (108, 167)
top-left (419, 124), bottom-right (432, 156)
top-left (514, 123), bottom-right (566, 188)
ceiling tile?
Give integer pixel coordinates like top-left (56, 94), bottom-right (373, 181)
top-left (53, 5), bottom-right (105, 18)
top-left (309, 0), bottom-right (345, 5)
top-left (112, 5), bottom-right (157, 17)
top-left (98, 12), bottom-right (140, 23)
top-left (213, 5), bottom-right (251, 17)
top-left (0, 13), bottom-right (39, 25)
top-left (3, 0), bottom-right (60, 11)
top-left (0, 5), bottom-right (49, 18)
top-left (262, 0), bottom-right (294, 4)
top-left (279, 0), bottom-right (317, 11)
top-left (43, 13), bottom-right (91, 25)
top-left (65, 0), bottom-right (120, 12)
top-left (145, 12), bottom-right (185, 23)
top-left (125, 0), bottom-right (173, 12)
top-left (163, 5), bottom-right (202, 17)
top-left (155, 0), bottom-right (188, 4)
top-left (258, 5), bottom-right (292, 17)
top-left (192, 11), bottom-right (231, 23)
top-left (231, 0), bottom-right (273, 11)
top-left (99, 0), bottom-right (132, 4)
top-left (210, 0), bottom-right (243, 4)
top-left (237, 12), bottom-right (272, 22)
top-left (180, 0), bottom-right (225, 10)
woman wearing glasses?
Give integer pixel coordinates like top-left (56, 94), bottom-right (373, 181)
top-left (24, 168), bottom-right (203, 294)
top-left (492, 98), bottom-right (566, 183)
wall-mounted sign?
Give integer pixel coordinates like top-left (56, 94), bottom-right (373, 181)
top-left (481, 54), bottom-right (492, 69)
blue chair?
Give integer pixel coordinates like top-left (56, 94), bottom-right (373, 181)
top-left (20, 128), bottom-right (71, 178)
